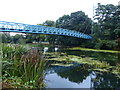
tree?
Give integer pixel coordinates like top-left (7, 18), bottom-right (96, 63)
top-left (55, 11), bottom-right (92, 46)
top-left (56, 11), bottom-right (92, 34)
top-left (41, 20), bottom-right (57, 44)
top-left (2, 32), bottom-right (13, 43)
top-left (93, 3), bottom-right (119, 49)
top-left (13, 34), bottom-right (26, 44)
top-left (42, 20), bottom-right (56, 27)
top-left (25, 33), bottom-right (46, 43)
top-left (94, 3), bottom-right (119, 40)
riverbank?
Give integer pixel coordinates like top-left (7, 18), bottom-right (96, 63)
top-left (68, 47), bottom-right (120, 53)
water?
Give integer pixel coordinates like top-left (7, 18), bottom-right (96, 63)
top-left (63, 50), bottom-right (119, 65)
top-left (43, 47), bottom-right (120, 88)
top-left (45, 64), bottom-right (92, 88)
top-left (45, 73), bottom-right (91, 88)
top-left (45, 64), bottom-right (120, 88)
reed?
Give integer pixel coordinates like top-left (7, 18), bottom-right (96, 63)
top-left (20, 48), bottom-right (48, 88)
top-left (2, 44), bottom-right (48, 88)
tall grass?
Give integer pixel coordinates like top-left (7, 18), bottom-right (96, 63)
top-left (20, 48), bottom-right (48, 88)
top-left (2, 44), bottom-right (48, 88)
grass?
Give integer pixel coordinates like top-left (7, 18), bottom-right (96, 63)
top-left (68, 47), bottom-right (120, 53)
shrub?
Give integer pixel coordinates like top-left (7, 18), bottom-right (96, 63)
top-left (95, 40), bottom-right (117, 50)
top-left (2, 44), bottom-right (48, 88)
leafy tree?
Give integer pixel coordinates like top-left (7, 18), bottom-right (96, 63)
top-left (13, 34), bottom-right (26, 44)
top-left (38, 11), bottom-right (92, 46)
top-left (54, 11), bottom-right (92, 46)
top-left (91, 3), bottom-right (119, 50)
top-left (25, 34), bottom-right (46, 43)
top-left (1, 32), bottom-right (13, 43)
top-left (40, 20), bottom-right (57, 44)
top-left (94, 3), bottom-right (119, 40)
top-left (42, 20), bottom-right (56, 27)
top-left (56, 11), bottom-right (92, 34)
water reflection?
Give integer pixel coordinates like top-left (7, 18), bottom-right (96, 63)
top-left (41, 46), bottom-right (120, 88)
top-left (56, 64), bottom-right (91, 83)
top-left (92, 71), bottom-right (120, 88)
top-left (45, 64), bottom-right (92, 88)
top-left (45, 64), bottom-right (120, 88)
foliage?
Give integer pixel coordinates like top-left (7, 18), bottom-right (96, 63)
top-left (42, 20), bottom-right (56, 27)
top-left (13, 34), bottom-right (26, 44)
top-left (2, 44), bottom-right (48, 88)
top-left (54, 11), bottom-right (92, 46)
top-left (94, 40), bottom-right (118, 50)
top-left (56, 11), bottom-right (92, 34)
top-left (91, 3), bottom-right (120, 50)
top-left (40, 20), bottom-right (57, 44)
top-left (1, 33), bottom-right (13, 43)
top-left (20, 50), bottom-right (47, 88)
top-left (28, 11), bottom-right (92, 46)
top-left (25, 31), bottom-right (49, 43)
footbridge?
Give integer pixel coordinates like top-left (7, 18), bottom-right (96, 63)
top-left (0, 21), bottom-right (92, 39)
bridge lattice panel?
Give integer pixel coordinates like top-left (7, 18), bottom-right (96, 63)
top-left (0, 21), bottom-right (92, 39)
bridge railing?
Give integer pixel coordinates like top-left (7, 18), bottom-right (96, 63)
top-left (0, 21), bottom-right (92, 39)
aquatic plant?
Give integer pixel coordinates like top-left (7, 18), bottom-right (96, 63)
top-left (2, 44), bottom-right (48, 88)
top-left (2, 44), bottom-right (27, 61)
top-left (46, 52), bottom-right (120, 78)
top-left (112, 64), bottom-right (120, 78)
top-left (20, 48), bottom-right (48, 88)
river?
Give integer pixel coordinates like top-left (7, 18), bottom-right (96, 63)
top-left (42, 47), bottom-right (120, 89)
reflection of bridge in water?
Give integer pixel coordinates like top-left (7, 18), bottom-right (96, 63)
top-left (0, 21), bottom-right (92, 39)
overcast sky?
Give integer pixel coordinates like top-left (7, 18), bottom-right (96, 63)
top-left (0, 0), bottom-right (119, 25)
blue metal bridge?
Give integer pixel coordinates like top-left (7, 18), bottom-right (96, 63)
top-left (0, 21), bottom-right (92, 39)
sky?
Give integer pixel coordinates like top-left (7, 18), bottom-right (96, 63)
top-left (0, 0), bottom-right (119, 25)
